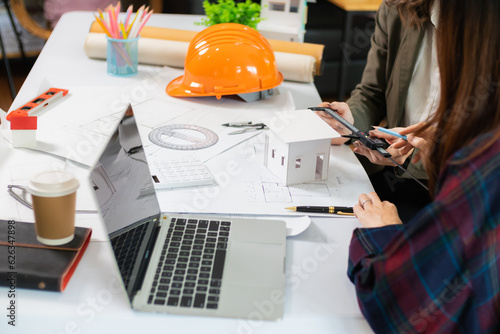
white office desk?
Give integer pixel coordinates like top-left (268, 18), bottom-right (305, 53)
top-left (0, 12), bottom-right (373, 333)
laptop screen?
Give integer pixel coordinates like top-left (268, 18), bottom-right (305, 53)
top-left (90, 104), bottom-right (161, 235)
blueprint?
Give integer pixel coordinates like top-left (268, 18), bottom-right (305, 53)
top-left (1, 67), bottom-right (295, 167)
top-left (156, 134), bottom-right (374, 217)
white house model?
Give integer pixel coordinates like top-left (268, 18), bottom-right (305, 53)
top-left (263, 110), bottom-right (340, 185)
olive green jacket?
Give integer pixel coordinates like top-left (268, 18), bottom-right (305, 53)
top-left (347, 1), bottom-right (429, 179)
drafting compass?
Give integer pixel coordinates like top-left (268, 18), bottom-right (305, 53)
top-left (309, 107), bottom-right (428, 191)
top-left (221, 121), bottom-right (268, 135)
top-left (148, 124), bottom-right (219, 150)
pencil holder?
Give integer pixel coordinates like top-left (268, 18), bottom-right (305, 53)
top-left (106, 36), bottom-right (139, 77)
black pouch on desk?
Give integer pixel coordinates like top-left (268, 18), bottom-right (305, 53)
top-left (0, 220), bottom-right (92, 292)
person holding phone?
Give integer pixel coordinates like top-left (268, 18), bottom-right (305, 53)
top-left (347, 0), bottom-right (500, 332)
top-left (316, 0), bottom-right (439, 222)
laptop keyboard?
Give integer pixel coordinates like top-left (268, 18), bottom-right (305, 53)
top-left (111, 222), bottom-right (150, 289)
top-left (148, 218), bottom-right (231, 310)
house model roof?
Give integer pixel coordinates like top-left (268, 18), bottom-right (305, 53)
top-left (264, 109), bottom-right (340, 143)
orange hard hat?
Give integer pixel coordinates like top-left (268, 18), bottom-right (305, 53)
top-left (166, 23), bottom-right (283, 99)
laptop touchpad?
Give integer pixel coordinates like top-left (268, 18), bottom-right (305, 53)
top-left (224, 242), bottom-right (284, 287)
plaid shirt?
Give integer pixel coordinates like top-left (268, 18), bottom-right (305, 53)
top-left (348, 132), bottom-right (500, 334)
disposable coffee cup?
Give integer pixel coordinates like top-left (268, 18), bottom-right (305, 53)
top-left (27, 170), bottom-right (80, 246)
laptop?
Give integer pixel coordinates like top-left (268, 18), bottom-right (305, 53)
top-left (89, 104), bottom-right (287, 320)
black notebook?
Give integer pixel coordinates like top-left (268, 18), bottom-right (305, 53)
top-left (0, 220), bottom-right (92, 292)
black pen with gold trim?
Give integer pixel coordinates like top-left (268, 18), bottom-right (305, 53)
top-left (285, 206), bottom-right (354, 215)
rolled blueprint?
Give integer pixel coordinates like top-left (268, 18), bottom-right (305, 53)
top-left (84, 32), bottom-right (317, 82)
top-left (86, 22), bottom-right (324, 83)
top-left (273, 52), bottom-right (316, 83)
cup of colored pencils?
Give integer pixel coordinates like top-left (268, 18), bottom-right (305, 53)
top-left (95, 2), bottom-right (152, 77)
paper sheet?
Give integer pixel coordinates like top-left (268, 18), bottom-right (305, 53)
top-left (133, 88), bottom-right (295, 163)
top-left (156, 137), bottom-right (374, 217)
top-left (282, 215), bottom-right (312, 236)
top-left (1, 67), bottom-right (295, 167)
top-left (6, 158), bottom-right (311, 241)
top-left (1, 86), bottom-right (125, 166)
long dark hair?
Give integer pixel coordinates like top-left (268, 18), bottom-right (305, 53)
top-left (385, 0), bottom-right (434, 27)
top-left (416, 0), bottom-right (500, 196)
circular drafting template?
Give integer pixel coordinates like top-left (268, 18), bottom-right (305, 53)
top-left (149, 124), bottom-right (219, 150)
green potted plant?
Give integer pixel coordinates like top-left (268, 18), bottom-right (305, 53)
top-left (197, 0), bottom-right (262, 30)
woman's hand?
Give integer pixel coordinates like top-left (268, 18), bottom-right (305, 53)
top-left (352, 124), bottom-right (429, 166)
top-left (370, 126), bottom-right (413, 149)
top-left (398, 123), bottom-right (434, 166)
top-left (315, 101), bottom-right (354, 145)
top-left (354, 192), bottom-right (402, 228)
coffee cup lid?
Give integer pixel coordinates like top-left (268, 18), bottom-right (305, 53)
top-left (27, 170), bottom-right (80, 197)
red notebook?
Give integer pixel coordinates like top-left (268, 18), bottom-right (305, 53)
top-left (0, 220), bottom-right (91, 291)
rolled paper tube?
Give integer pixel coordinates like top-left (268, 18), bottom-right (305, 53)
top-left (274, 52), bottom-right (315, 83)
top-left (89, 20), bottom-right (324, 76)
top-left (84, 32), bottom-right (316, 82)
